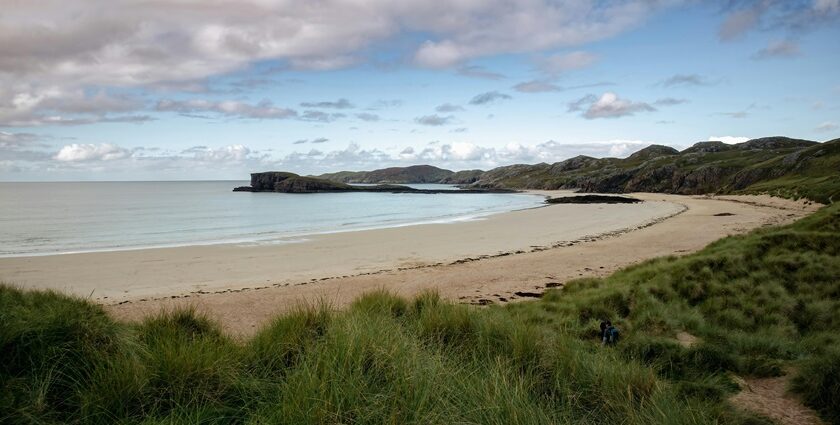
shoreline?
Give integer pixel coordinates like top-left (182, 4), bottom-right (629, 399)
top-left (0, 192), bottom-right (546, 259)
top-left (107, 196), bottom-right (688, 306)
top-left (0, 192), bottom-right (820, 336)
top-left (1, 191), bottom-right (679, 301)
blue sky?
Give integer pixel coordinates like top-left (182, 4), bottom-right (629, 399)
top-left (1, 0), bottom-right (838, 181)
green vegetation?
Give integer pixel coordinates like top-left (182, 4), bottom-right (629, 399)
top-left (471, 137), bottom-right (840, 204)
top-left (312, 137), bottom-right (840, 204)
top-left (3, 206), bottom-right (840, 424)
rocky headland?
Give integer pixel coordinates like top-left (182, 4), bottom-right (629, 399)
top-left (233, 171), bottom-right (516, 194)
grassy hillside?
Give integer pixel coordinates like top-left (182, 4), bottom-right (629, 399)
top-left (469, 137), bottom-right (840, 204)
top-left (312, 137), bottom-right (840, 203)
top-left (3, 202), bottom-right (840, 423)
top-left (317, 165), bottom-right (455, 184)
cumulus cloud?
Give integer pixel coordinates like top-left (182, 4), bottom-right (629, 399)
top-left (513, 80), bottom-right (563, 93)
top-left (753, 40), bottom-right (800, 59)
top-left (156, 99), bottom-right (297, 119)
top-left (0, 1), bottom-right (677, 129)
top-left (288, 139), bottom-right (668, 173)
top-left (435, 103), bottom-right (464, 112)
top-left (6, 137), bottom-right (680, 178)
top-left (469, 91), bottom-right (512, 105)
top-left (299, 98), bottom-right (354, 109)
top-left (0, 86), bottom-right (151, 127)
top-left (412, 3), bottom-right (664, 67)
top-left (708, 136), bottom-right (750, 144)
top-left (2, 1), bottom-right (672, 85)
top-left (54, 143), bottom-right (131, 162)
top-left (569, 92), bottom-right (656, 119)
top-left (415, 114), bottom-right (454, 126)
top-left (186, 144), bottom-right (253, 162)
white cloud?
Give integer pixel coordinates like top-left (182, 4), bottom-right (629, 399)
top-left (189, 145), bottom-right (252, 162)
top-left (708, 136), bottom-right (750, 144)
top-left (9, 137), bottom-right (677, 178)
top-left (570, 92), bottom-right (656, 119)
top-left (412, 3), bottom-right (661, 67)
top-left (54, 143), bottom-right (131, 162)
top-left (2, 1), bottom-right (671, 85)
top-left (155, 99), bottom-right (297, 119)
top-left (279, 139), bottom-right (664, 173)
top-left (0, 86), bottom-right (150, 126)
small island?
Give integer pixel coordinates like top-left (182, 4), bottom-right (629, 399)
top-left (234, 171), bottom-right (517, 194)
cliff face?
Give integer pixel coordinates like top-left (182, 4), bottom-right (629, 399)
top-left (249, 172), bottom-right (298, 191)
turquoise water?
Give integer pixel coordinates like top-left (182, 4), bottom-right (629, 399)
top-left (0, 181), bottom-right (543, 257)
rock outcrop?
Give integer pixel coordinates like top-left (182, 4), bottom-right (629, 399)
top-left (234, 172), bottom-right (516, 194)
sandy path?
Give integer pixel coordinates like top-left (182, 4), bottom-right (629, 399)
top-left (98, 193), bottom-right (816, 336)
top-left (730, 374), bottom-right (824, 425)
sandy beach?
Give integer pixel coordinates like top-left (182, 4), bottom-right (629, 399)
top-left (0, 192), bottom-right (818, 336)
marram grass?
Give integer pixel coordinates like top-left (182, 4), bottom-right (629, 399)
top-left (2, 202), bottom-right (840, 424)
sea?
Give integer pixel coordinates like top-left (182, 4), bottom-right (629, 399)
top-left (0, 181), bottom-right (544, 257)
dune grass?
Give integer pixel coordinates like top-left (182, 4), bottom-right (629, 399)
top-left (2, 202), bottom-right (840, 424)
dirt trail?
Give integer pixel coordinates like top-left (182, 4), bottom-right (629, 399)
top-left (730, 374), bottom-right (824, 425)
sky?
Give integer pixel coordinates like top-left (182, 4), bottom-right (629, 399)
top-left (1, 0), bottom-right (839, 181)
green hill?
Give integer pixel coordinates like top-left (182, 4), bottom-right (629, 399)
top-left (468, 137), bottom-right (840, 203)
top-left (313, 137), bottom-right (840, 203)
top-left (317, 165), bottom-right (455, 184)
